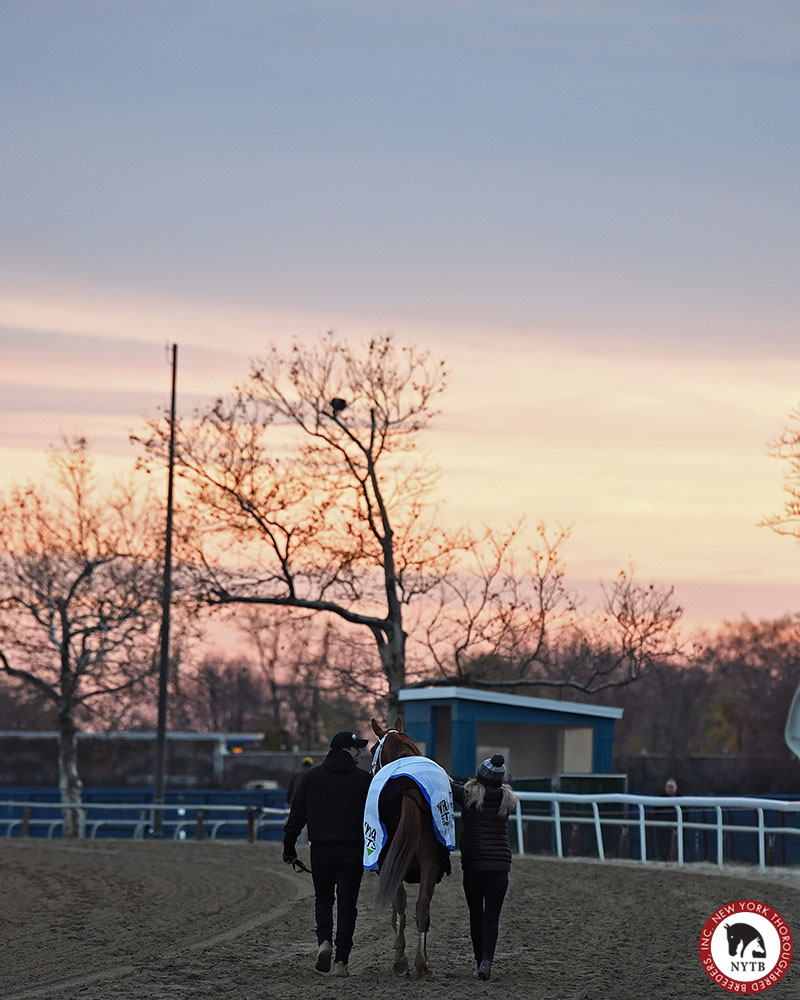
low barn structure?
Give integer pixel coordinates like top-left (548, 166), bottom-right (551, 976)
top-left (399, 686), bottom-right (623, 781)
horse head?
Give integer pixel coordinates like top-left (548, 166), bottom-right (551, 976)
top-left (370, 717), bottom-right (421, 774)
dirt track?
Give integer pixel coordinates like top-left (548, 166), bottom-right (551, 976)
top-left (1, 839), bottom-right (798, 1000)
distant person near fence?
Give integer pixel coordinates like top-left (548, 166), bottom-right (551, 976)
top-left (654, 776), bottom-right (679, 861)
top-left (286, 757), bottom-right (313, 806)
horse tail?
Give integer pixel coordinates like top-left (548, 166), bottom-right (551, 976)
top-left (374, 792), bottom-right (421, 909)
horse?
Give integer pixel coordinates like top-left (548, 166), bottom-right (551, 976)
top-left (366, 716), bottom-right (453, 979)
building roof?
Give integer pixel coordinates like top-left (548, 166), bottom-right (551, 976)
top-left (399, 685), bottom-right (624, 720)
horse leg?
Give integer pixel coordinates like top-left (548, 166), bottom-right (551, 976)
top-left (391, 884), bottom-right (409, 977)
top-left (410, 860), bottom-right (436, 979)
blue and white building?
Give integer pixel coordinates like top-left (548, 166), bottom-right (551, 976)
top-left (400, 686), bottom-right (623, 780)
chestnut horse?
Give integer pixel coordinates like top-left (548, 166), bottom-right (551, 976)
top-left (368, 717), bottom-right (452, 979)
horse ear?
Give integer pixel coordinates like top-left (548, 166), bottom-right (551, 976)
top-left (393, 715), bottom-right (403, 732)
top-left (371, 718), bottom-right (385, 737)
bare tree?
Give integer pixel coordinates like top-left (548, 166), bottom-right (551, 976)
top-left (417, 521), bottom-right (578, 682)
top-left (762, 404), bottom-right (800, 538)
top-left (136, 333), bottom-right (451, 718)
top-left (591, 567), bottom-right (683, 688)
top-left (235, 606), bottom-right (321, 738)
top-left (0, 674), bottom-right (59, 730)
top-left (173, 654), bottom-right (266, 732)
top-left (136, 333), bottom-right (685, 712)
top-left (418, 534), bottom-right (681, 694)
top-left (692, 616), bottom-right (800, 757)
top-left (233, 607), bottom-right (383, 744)
top-left (0, 439), bottom-right (163, 834)
top-left (602, 656), bottom-right (713, 760)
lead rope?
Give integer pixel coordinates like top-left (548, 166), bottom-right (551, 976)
top-left (371, 730), bottom-right (399, 775)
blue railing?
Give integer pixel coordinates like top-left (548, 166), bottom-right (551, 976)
top-left (0, 786), bottom-right (289, 841)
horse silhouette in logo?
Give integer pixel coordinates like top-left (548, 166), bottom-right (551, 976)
top-left (725, 922), bottom-right (767, 959)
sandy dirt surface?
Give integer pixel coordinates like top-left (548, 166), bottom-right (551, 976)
top-left (1, 839), bottom-right (799, 1000)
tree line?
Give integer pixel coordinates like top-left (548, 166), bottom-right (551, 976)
top-left (4, 604), bottom-right (796, 760)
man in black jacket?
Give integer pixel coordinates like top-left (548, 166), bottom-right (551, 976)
top-left (283, 730), bottom-right (371, 977)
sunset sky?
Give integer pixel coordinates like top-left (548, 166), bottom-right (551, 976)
top-left (2, 1), bottom-right (800, 634)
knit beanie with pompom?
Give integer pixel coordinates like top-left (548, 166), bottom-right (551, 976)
top-left (476, 753), bottom-right (505, 786)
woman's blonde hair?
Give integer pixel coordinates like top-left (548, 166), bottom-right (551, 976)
top-left (462, 778), bottom-right (518, 818)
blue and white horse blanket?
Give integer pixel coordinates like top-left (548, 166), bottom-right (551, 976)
top-left (363, 755), bottom-right (455, 872)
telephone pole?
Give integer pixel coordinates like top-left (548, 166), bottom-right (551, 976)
top-left (153, 343), bottom-right (177, 837)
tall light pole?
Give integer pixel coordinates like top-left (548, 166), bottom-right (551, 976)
top-left (153, 342), bottom-right (177, 837)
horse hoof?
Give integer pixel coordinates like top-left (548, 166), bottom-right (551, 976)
top-left (393, 958), bottom-right (409, 977)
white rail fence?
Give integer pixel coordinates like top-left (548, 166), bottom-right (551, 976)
top-left (511, 792), bottom-right (800, 873)
top-left (2, 793), bottom-right (799, 874)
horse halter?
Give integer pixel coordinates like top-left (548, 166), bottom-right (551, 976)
top-left (371, 730), bottom-right (399, 775)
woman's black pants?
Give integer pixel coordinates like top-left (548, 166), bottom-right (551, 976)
top-left (462, 868), bottom-right (509, 965)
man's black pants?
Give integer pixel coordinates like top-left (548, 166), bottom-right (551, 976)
top-left (310, 842), bottom-right (364, 964)
top-left (462, 868), bottom-right (509, 965)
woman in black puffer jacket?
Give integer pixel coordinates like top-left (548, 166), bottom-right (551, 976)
top-left (451, 754), bottom-right (518, 982)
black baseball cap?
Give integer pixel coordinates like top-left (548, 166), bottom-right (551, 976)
top-left (330, 731), bottom-right (368, 750)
